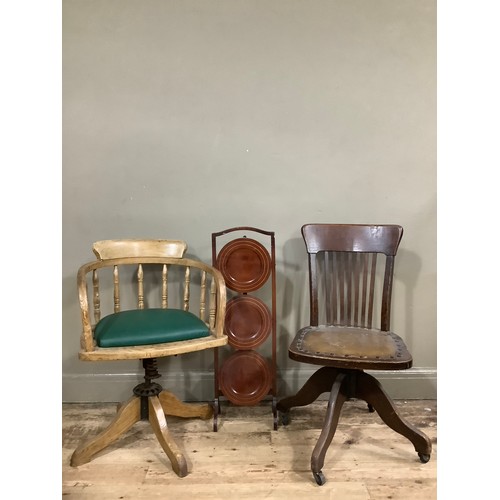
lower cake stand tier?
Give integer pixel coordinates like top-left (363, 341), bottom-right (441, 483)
top-left (218, 350), bottom-right (272, 406)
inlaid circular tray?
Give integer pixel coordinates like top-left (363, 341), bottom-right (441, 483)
top-left (224, 296), bottom-right (272, 350)
top-left (219, 350), bottom-right (272, 406)
top-left (216, 238), bottom-right (271, 292)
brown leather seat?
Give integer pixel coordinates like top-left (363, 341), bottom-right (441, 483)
top-left (277, 224), bottom-right (432, 486)
top-left (290, 325), bottom-right (412, 369)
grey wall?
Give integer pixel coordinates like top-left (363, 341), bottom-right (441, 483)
top-left (62, 0), bottom-right (436, 402)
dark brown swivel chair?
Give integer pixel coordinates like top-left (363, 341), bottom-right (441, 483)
top-left (277, 224), bottom-right (432, 485)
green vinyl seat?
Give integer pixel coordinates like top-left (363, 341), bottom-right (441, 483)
top-left (95, 309), bottom-right (210, 348)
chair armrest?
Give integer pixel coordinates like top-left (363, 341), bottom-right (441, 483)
top-left (76, 257), bottom-right (227, 356)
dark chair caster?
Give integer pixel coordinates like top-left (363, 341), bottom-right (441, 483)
top-left (367, 403), bottom-right (375, 413)
top-left (280, 411), bottom-right (290, 426)
top-left (418, 453), bottom-right (431, 463)
top-left (313, 471), bottom-right (326, 486)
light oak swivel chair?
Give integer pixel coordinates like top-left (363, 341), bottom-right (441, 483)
top-left (70, 239), bottom-right (227, 477)
top-left (277, 224), bottom-right (432, 485)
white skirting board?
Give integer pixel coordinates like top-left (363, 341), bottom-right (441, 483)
top-left (62, 367), bottom-right (436, 403)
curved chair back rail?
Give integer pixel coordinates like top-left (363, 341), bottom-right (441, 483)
top-left (302, 224), bottom-right (403, 255)
top-left (77, 256), bottom-right (227, 360)
top-left (92, 239), bottom-right (188, 260)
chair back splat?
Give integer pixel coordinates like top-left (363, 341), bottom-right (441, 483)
top-left (277, 224), bottom-right (432, 486)
top-left (303, 224), bottom-right (402, 331)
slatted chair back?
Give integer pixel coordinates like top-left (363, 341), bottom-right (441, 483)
top-left (302, 224), bottom-right (403, 332)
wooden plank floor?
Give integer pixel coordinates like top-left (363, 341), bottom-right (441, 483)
top-left (63, 399), bottom-right (437, 499)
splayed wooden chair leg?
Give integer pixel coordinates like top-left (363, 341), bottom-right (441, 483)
top-left (158, 390), bottom-right (213, 420)
top-left (277, 367), bottom-right (339, 424)
top-left (71, 394), bottom-right (190, 478)
top-left (148, 396), bottom-right (188, 477)
top-left (310, 373), bottom-right (348, 485)
top-left (355, 371), bottom-right (432, 461)
top-left (70, 396), bottom-right (141, 466)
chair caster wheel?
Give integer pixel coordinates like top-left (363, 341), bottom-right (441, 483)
top-left (418, 453), bottom-right (430, 463)
top-left (313, 471), bottom-right (326, 486)
top-left (280, 412), bottom-right (290, 426)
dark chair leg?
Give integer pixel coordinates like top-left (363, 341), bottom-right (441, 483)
top-left (272, 396), bottom-right (278, 431)
top-left (277, 367), bottom-right (338, 424)
top-left (213, 397), bottom-right (220, 432)
top-left (355, 371), bottom-right (432, 460)
top-left (310, 372), bottom-right (349, 485)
